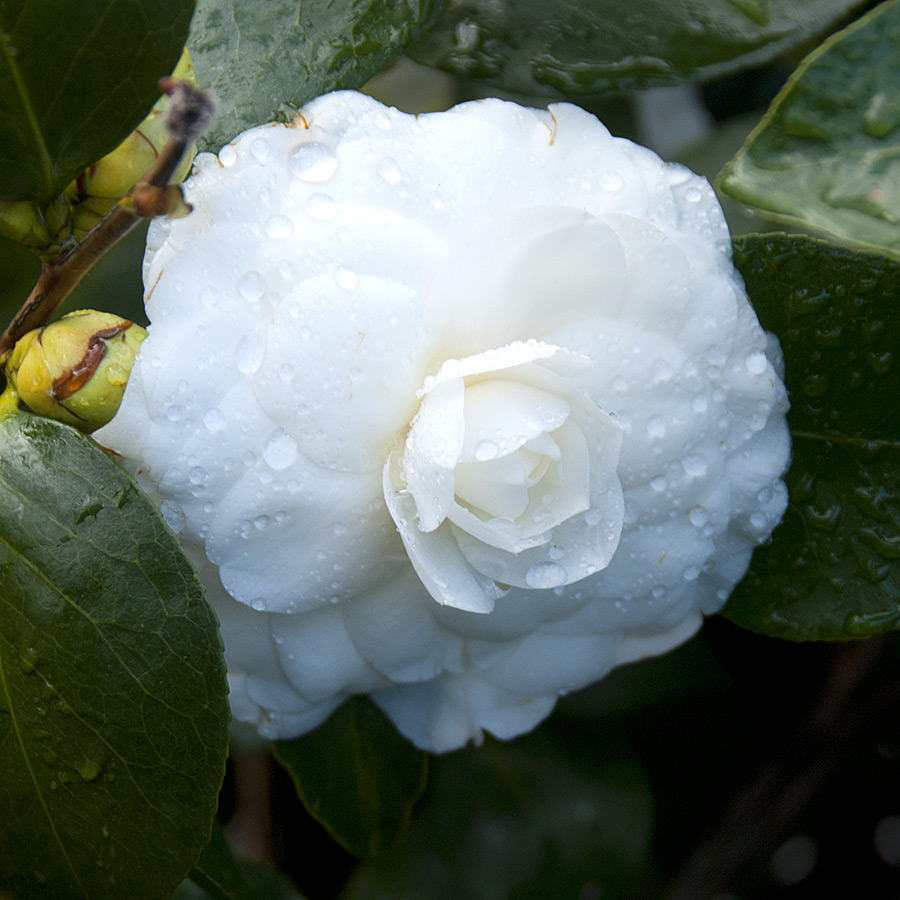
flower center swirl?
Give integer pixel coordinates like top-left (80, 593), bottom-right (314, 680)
top-left (383, 340), bottom-right (625, 613)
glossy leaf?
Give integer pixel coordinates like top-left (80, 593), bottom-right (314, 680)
top-left (346, 734), bottom-right (653, 900)
top-left (406, 0), bottom-right (860, 98)
top-left (724, 234), bottom-right (900, 640)
top-left (718, 0), bottom-right (900, 257)
top-left (187, 0), bottom-right (445, 151)
top-left (0, 0), bottom-right (195, 204)
top-left (0, 413), bottom-right (229, 900)
top-left (272, 697), bottom-right (429, 858)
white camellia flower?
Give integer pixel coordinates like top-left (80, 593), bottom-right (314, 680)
top-left (98, 91), bottom-right (790, 753)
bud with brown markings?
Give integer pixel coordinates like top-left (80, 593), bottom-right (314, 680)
top-left (6, 311), bottom-right (147, 433)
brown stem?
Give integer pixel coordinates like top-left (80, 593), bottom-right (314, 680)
top-left (0, 135), bottom-right (188, 359)
top-left (661, 638), bottom-right (895, 900)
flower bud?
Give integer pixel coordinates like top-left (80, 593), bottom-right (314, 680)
top-left (6, 310), bottom-right (147, 433)
top-left (67, 49), bottom-right (198, 240)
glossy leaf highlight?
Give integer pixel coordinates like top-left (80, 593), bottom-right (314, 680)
top-left (272, 697), bottom-right (429, 858)
top-left (725, 234), bottom-right (900, 640)
top-left (188, 0), bottom-right (444, 151)
top-left (718, 0), bottom-right (900, 257)
top-left (0, 0), bottom-right (195, 204)
top-left (407, 0), bottom-right (860, 97)
top-left (0, 413), bottom-right (229, 900)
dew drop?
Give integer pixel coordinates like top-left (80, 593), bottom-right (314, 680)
top-left (262, 429), bottom-right (298, 470)
top-left (304, 193), bottom-right (337, 220)
top-left (334, 266), bottom-right (358, 290)
top-left (474, 439), bottom-right (499, 461)
top-left (264, 214), bottom-right (293, 239)
top-left (333, 522), bottom-right (347, 535)
top-left (750, 511), bottom-right (768, 529)
top-left (250, 137), bottom-right (270, 161)
top-left (166, 405), bottom-right (183, 421)
top-left (650, 475), bottom-right (667, 492)
top-left (584, 508), bottom-right (603, 526)
top-left (238, 271), bottom-right (265, 301)
top-left (377, 157), bottom-right (402, 184)
top-left (288, 142), bottom-right (339, 181)
top-left (189, 466), bottom-right (206, 485)
top-left (600, 170), bottom-right (623, 191)
top-left (689, 506), bottom-right (709, 527)
top-left (683, 565), bottom-right (701, 581)
top-left (647, 416), bottom-right (666, 438)
top-left (199, 287), bottom-right (217, 308)
top-left (682, 455), bottom-right (708, 478)
top-left (525, 561), bottom-right (568, 589)
top-left (745, 351), bottom-right (768, 375)
top-left (218, 144), bottom-right (237, 167)
top-left (691, 393), bottom-right (708, 413)
top-left (254, 515), bottom-right (270, 530)
top-left (684, 186), bottom-right (703, 203)
top-left (203, 408), bottom-right (225, 432)
top-left (234, 330), bottom-right (265, 374)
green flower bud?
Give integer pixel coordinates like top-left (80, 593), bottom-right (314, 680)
top-left (68, 49), bottom-right (198, 240)
top-left (0, 50), bottom-right (198, 257)
top-left (6, 310), bottom-right (147, 433)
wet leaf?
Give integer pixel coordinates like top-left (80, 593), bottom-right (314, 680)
top-left (0, 0), bottom-right (195, 204)
top-left (407, 0), bottom-right (860, 98)
top-left (0, 413), bottom-right (229, 900)
top-left (272, 697), bottom-right (429, 858)
top-left (725, 233), bottom-right (900, 640)
top-left (188, 0), bottom-right (445, 151)
top-left (718, 0), bottom-right (900, 257)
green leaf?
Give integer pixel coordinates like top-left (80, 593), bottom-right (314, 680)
top-left (0, 412), bottom-right (230, 900)
top-left (718, 0), bottom-right (900, 257)
top-left (406, 0), bottom-right (860, 97)
top-left (272, 697), bottom-right (429, 858)
top-left (187, 0), bottom-right (445, 151)
top-left (347, 734), bottom-right (653, 900)
top-left (0, 0), bottom-right (195, 204)
top-left (724, 233), bottom-right (900, 641)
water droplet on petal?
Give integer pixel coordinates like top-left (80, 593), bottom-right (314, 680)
top-left (683, 565), bottom-right (701, 581)
top-left (689, 507), bottom-right (709, 527)
top-left (304, 193), bottom-right (337, 220)
top-left (525, 561), bottom-right (568, 589)
top-left (647, 416), bottom-right (666, 438)
top-left (204, 408), bottom-right (225, 432)
top-left (474, 440), bottom-right (499, 461)
top-left (265, 215), bottom-right (293, 239)
top-left (377, 157), bottom-right (402, 184)
top-left (218, 144), bottom-right (237, 167)
top-left (692, 393), bottom-right (708, 413)
top-left (288, 142), bottom-right (339, 181)
top-left (234, 329), bottom-right (265, 373)
top-left (250, 137), bottom-right (270, 161)
top-left (262, 429), bottom-right (298, 470)
top-left (745, 351), bottom-right (768, 374)
top-left (600, 170), bottom-right (623, 191)
top-left (682, 455), bottom-right (708, 478)
top-left (238, 271), bottom-right (265, 301)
